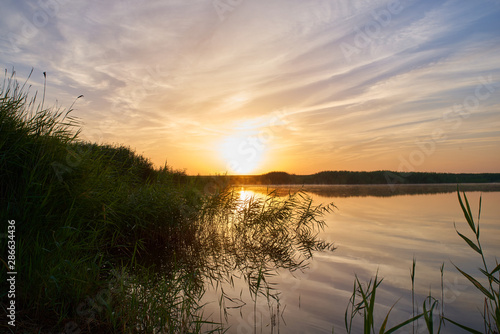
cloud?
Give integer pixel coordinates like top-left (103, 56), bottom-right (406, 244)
top-left (1, 0), bottom-right (499, 173)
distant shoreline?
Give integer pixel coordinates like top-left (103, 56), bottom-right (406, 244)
top-left (236, 183), bottom-right (500, 198)
top-left (193, 171), bottom-right (500, 186)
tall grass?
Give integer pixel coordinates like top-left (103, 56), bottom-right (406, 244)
top-left (0, 71), bottom-right (209, 332)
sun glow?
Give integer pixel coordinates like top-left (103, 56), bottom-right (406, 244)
top-left (218, 132), bottom-right (267, 174)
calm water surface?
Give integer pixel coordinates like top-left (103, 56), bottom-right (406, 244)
top-left (200, 185), bottom-right (500, 333)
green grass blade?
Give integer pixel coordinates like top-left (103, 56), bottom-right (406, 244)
top-left (355, 276), bottom-right (371, 334)
top-left (345, 279), bottom-right (358, 334)
top-left (379, 299), bottom-right (400, 334)
top-left (368, 276), bottom-right (378, 332)
top-left (384, 313), bottom-right (424, 334)
top-left (477, 195), bottom-right (482, 238)
top-left (457, 189), bottom-right (476, 234)
top-left (454, 265), bottom-right (495, 300)
top-left (423, 298), bottom-right (438, 334)
top-left (463, 192), bottom-right (474, 224)
top-left (479, 268), bottom-right (500, 285)
top-left (476, 218), bottom-right (480, 240)
top-left (490, 263), bottom-right (500, 275)
top-left (444, 316), bottom-right (482, 334)
top-left (455, 228), bottom-right (481, 254)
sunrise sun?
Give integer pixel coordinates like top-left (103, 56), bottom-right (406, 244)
top-left (218, 132), bottom-right (267, 174)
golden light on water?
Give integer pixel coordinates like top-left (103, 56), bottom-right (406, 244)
top-left (238, 188), bottom-right (256, 202)
top-left (234, 188), bottom-right (261, 212)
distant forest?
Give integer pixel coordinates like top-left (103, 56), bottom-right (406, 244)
top-left (208, 171), bottom-right (500, 185)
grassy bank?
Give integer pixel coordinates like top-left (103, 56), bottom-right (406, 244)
top-left (0, 72), bottom-right (210, 332)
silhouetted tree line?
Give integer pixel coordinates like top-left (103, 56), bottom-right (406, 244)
top-left (217, 171), bottom-right (500, 185)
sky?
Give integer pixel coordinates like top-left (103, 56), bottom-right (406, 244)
top-left (1, 0), bottom-right (500, 175)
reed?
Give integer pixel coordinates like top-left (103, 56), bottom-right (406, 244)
top-left (344, 271), bottom-right (424, 334)
top-left (445, 190), bottom-right (500, 334)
